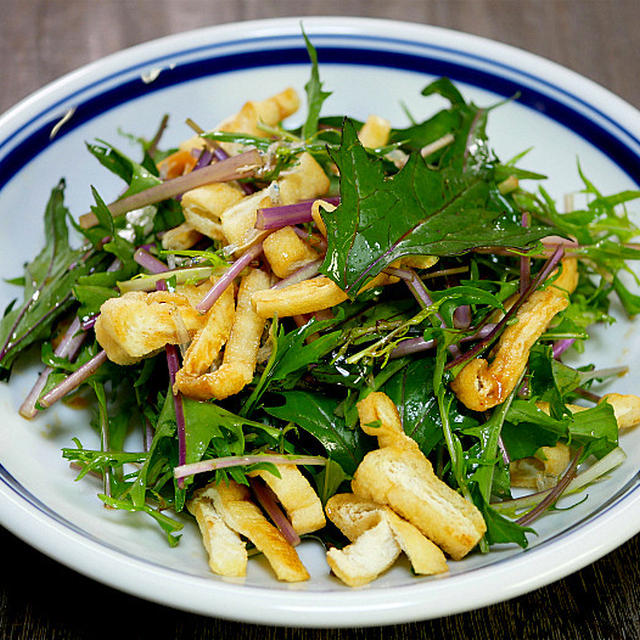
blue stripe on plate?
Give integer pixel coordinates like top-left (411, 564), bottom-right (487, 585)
top-left (1, 45), bottom-right (639, 190)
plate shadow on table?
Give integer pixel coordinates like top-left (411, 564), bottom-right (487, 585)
top-left (1, 526), bottom-right (637, 640)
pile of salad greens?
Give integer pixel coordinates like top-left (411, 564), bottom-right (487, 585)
top-left (2, 36), bottom-right (640, 555)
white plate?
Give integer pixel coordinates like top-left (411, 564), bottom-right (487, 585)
top-left (1, 16), bottom-right (640, 628)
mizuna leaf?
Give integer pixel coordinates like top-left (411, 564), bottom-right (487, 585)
top-left (320, 119), bottom-right (552, 296)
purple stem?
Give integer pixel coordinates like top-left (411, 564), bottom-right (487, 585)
top-left (19, 316), bottom-right (88, 418)
top-left (255, 198), bottom-right (340, 231)
top-left (133, 247), bottom-right (169, 274)
top-left (386, 266), bottom-right (462, 358)
top-left (38, 350), bottom-right (108, 408)
top-left (553, 338), bottom-right (576, 359)
top-left (516, 447), bottom-right (582, 527)
top-left (195, 242), bottom-right (263, 314)
top-left (520, 212), bottom-right (531, 295)
top-left (271, 259), bottom-right (323, 290)
top-left (389, 322), bottom-right (497, 359)
top-left (250, 478), bottom-right (301, 546)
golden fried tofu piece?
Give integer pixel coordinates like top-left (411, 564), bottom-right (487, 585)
top-left (351, 392), bottom-right (486, 560)
top-left (208, 480), bottom-right (310, 582)
top-left (220, 188), bottom-right (275, 248)
top-left (175, 269), bottom-right (270, 400)
top-left (217, 87), bottom-right (300, 138)
top-left (188, 486), bottom-right (248, 577)
top-left (451, 258), bottom-right (579, 412)
top-left (249, 463), bottom-right (326, 535)
top-left (510, 442), bottom-right (572, 491)
top-left (178, 279), bottom-right (236, 377)
top-left (181, 183), bottom-right (245, 241)
top-left (95, 285), bottom-right (211, 366)
top-left (326, 515), bottom-right (400, 587)
top-left (262, 226), bottom-right (319, 279)
top-left (161, 222), bottom-right (203, 251)
top-left (358, 114), bottom-right (391, 149)
top-left (251, 272), bottom-right (399, 319)
top-left (326, 493), bottom-right (448, 585)
top-left (221, 152), bottom-right (330, 249)
top-left (600, 393), bottom-right (640, 430)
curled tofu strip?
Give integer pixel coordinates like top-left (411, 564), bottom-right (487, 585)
top-left (177, 279), bottom-right (236, 377)
top-left (262, 226), bottom-right (319, 279)
top-left (175, 269), bottom-right (270, 400)
top-left (249, 463), bottom-right (326, 535)
top-left (358, 115), bottom-right (391, 149)
top-left (510, 442), bottom-right (571, 490)
top-left (351, 392), bottom-right (486, 560)
top-left (187, 486), bottom-right (247, 578)
top-left (451, 258), bottom-right (579, 412)
top-left (181, 183), bottom-right (246, 241)
top-left (325, 493), bottom-right (448, 586)
top-left (252, 272), bottom-right (399, 319)
top-left (95, 284), bottom-right (212, 366)
top-left (221, 152), bottom-right (330, 249)
top-left (207, 480), bottom-right (310, 582)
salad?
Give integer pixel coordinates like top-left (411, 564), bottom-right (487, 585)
top-left (2, 35), bottom-right (640, 586)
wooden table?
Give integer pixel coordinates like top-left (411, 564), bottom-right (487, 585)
top-left (1, 1), bottom-right (639, 638)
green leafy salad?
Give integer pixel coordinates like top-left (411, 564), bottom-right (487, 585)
top-left (2, 36), bottom-right (640, 581)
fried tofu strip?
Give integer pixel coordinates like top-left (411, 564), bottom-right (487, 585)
top-left (178, 279), bottom-right (236, 377)
top-left (217, 87), bottom-right (300, 138)
top-left (600, 393), bottom-right (640, 430)
top-left (351, 392), bottom-right (486, 560)
top-left (510, 442), bottom-right (572, 490)
top-left (358, 115), bottom-right (391, 149)
top-left (208, 480), bottom-right (310, 582)
top-left (451, 258), bottom-right (579, 412)
top-left (187, 487), bottom-right (248, 577)
top-left (262, 226), bottom-right (319, 279)
top-left (325, 493), bottom-right (448, 585)
top-left (326, 515), bottom-right (400, 587)
top-left (181, 183), bottom-right (245, 241)
top-left (175, 269), bottom-right (270, 400)
top-left (95, 285), bottom-right (212, 366)
top-left (249, 463), bottom-right (326, 535)
top-left (251, 272), bottom-right (399, 319)
top-left (161, 222), bottom-right (204, 251)
top-left (221, 152), bottom-right (330, 248)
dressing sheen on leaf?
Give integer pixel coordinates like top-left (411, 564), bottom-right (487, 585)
top-left (320, 118), bottom-right (552, 296)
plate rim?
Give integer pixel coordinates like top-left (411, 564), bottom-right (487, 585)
top-left (1, 15), bottom-right (640, 628)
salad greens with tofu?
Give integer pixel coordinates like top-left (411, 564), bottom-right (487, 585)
top-left (2, 34), bottom-right (640, 584)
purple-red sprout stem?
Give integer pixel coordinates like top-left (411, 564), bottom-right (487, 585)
top-left (196, 242), bottom-right (263, 314)
top-left (250, 477), bottom-right (300, 546)
top-left (553, 338), bottom-right (576, 359)
top-left (38, 350), bottom-right (108, 408)
top-left (19, 316), bottom-right (88, 418)
top-left (255, 197), bottom-right (340, 231)
top-left (134, 247), bottom-right (169, 274)
top-left (174, 454), bottom-right (326, 480)
top-left (79, 149), bottom-right (262, 228)
top-left (516, 447), bottom-right (582, 527)
top-left (520, 212), bottom-right (531, 295)
top-left (271, 259), bottom-right (323, 290)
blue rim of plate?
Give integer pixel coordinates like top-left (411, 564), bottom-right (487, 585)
top-left (1, 32), bottom-right (639, 190)
top-left (2, 21), bottom-right (640, 623)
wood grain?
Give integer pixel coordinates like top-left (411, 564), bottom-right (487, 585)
top-left (1, 1), bottom-right (639, 638)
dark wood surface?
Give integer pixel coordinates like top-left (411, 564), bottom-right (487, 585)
top-left (1, 1), bottom-right (639, 638)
